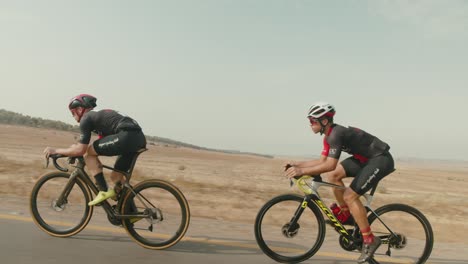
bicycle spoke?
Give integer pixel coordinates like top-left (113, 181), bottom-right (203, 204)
top-left (30, 172), bottom-right (92, 237)
top-left (123, 180), bottom-right (190, 249)
top-left (369, 204), bottom-right (433, 264)
top-left (255, 194), bottom-right (325, 263)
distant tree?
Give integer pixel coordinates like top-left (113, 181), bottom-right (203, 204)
top-left (0, 109), bottom-right (79, 132)
top-left (0, 109), bottom-right (273, 159)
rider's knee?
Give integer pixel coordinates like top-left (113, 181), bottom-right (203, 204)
top-left (86, 144), bottom-right (95, 154)
top-left (84, 145), bottom-right (98, 159)
top-left (83, 152), bottom-right (95, 161)
top-left (343, 188), bottom-right (360, 204)
top-left (84, 152), bottom-right (101, 169)
top-left (328, 170), bottom-right (345, 183)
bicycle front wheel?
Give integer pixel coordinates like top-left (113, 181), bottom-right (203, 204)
top-left (368, 203), bottom-right (434, 264)
top-left (122, 179), bottom-right (190, 249)
top-left (254, 194), bottom-right (326, 263)
top-left (30, 172), bottom-right (93, 237)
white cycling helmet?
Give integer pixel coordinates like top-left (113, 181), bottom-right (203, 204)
top-left (307, 102), bottom-right (336, 119)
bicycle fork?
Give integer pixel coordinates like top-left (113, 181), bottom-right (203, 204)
top-left (282, 196), bottom-right (309, 237)
top-left (54, 170), bottom-right (80, 208)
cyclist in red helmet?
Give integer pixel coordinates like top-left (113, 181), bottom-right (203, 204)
top-left (284, 102), bottom-right (395, 263)
top-left (43, 94), bottom-right (146, 206)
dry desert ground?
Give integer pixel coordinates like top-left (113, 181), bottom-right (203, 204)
top-left (1, 124), bottom-right (467, 246)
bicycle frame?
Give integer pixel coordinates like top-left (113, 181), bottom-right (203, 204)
top-left (287, 175), bottom-right (380, 246)
top-left (290, 175), bottom-right (405, 252)
top-left (53, 157), bottom-right (146, 222)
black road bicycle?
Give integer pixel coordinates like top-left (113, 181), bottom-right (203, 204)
top-left (30, 149), bottom-right (190, 250)
top-left (254, 171), bottom-right (433, 263)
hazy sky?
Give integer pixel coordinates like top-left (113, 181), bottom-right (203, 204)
top-left (1, 1), bottom-right (467, 161)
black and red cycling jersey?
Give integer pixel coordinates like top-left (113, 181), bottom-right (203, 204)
top-left (322, 124), bottom-right (389, 163)
top-left (78, 110), bottom-right (142, 144)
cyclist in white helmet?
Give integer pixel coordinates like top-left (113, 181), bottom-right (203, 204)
top-left (285, 102), bottom-right (395, 264)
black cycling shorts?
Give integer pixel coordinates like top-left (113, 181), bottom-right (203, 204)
top-left (341, 152), bottom-right (395, 195)
top-left (93, 130), bottom-right (146, 172)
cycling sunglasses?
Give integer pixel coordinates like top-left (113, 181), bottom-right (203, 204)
top-left (308, 117), bottom-right (320, 125)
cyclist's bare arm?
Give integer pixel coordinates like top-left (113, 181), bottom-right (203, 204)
top-left (285, 156), bottom-right (339, 179)
top-left (44, 143), bottom-right (88, 158)
top-left (287, 155), bottom-right (327, 168)
top-left (300, 157), bottom-right (339, 175)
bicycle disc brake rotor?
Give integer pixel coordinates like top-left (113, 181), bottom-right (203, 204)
top-left (51, 199), bottom-right (66, 212)
top-left (281, 223), bottom-right (300, 238)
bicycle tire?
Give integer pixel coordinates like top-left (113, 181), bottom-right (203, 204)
top-left (30, 171), bottom-right (93, 237)
top-left (122, 179), bottom-right (190, 249)
top-left (367, 203), bottom-right (434, 264)
top-left (254, 194), bottom-right (326, 263)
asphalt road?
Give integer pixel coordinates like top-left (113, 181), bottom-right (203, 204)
top-left (0, 205), bottom-right (466, 264)
top-left (1, 214), bottom-right (360, 264)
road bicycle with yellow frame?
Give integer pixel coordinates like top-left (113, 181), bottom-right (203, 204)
top-left (254, 168), bottom-right (433, 263)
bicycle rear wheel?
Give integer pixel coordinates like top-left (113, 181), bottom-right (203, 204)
top-left (30, 172), bottom-right (93, 237)
top-left (254, 194), bottom-right (326, 263)
top-left (368, 203), bottom-right (433, 264)
top-left (122, 179), bottom-right (190, 249)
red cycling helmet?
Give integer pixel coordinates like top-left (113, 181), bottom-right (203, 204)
top-left (68, 94), bottom-right (97, 110)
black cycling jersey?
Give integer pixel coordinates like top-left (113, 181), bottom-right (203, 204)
top-left (322, 124), bottom-right (389, 162)
top-left (78, 110), bottom-right (141, 144)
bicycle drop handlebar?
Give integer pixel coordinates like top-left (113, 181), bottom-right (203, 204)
top-left (45, 154), bottom-right (69, 172)
top-left (285, 163), bottom-right (323, 187)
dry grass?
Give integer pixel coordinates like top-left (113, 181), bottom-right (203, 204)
top-left (1, 124), bottom-right (468, 244)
